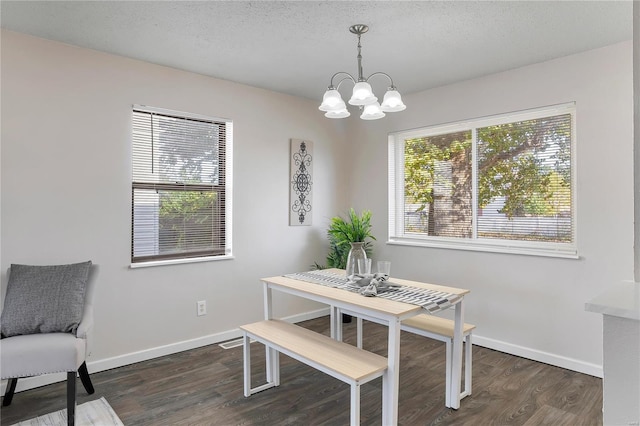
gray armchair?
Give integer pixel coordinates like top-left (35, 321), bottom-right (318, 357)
top-left (1, 262), bottom-right (97, 426)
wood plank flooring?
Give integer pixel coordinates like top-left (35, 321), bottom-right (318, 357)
top-left (1, 316), bottom-right (603, 425)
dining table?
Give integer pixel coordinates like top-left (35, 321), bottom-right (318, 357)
top-left (260, 268), bottom-right (470, 425)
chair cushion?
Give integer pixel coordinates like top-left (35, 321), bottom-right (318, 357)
top-left (0, 333), bottom-right (86, 378)
top-left (0, 261), bottom-right (92, 337)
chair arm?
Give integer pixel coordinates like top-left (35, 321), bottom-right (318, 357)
top-left (76, 303), bottom-right (94, 339)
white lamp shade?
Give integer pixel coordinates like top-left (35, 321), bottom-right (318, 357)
top-left (349, 82), bottom-right (377, 106)
top-left (360, 102), bottom-right (385, 120)
top-left (380, 89), bottom-right (407, 112)
top-left (319, 89), bottom-right (346, 112)
top-left (325, 108), bottom-right (351, 119)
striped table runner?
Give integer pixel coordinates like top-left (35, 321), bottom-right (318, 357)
top-left (283, 270), bottom-right (461, 314)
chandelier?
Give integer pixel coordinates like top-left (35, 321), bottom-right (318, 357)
top-left (319, 24), bottom-right (406, 120)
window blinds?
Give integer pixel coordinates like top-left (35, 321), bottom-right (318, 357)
top-left (131, 108), bottom-right (227, 263)
top-left (389, 104), bottom-right (575, 257)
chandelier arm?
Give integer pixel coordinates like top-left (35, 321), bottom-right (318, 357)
top-left (328, 72), bottom-right (356, 89)
top-left (365, 72), bottom-right (397, 89)
top-left (335, 76), bottom-right (356, 91)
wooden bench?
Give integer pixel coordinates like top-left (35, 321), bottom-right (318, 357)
top-left (240, 319), bottom-right (388, 425)
top-left (341, 310), bottom-right (475, 407)
top-left (401, 314), bottom-right (475, 404)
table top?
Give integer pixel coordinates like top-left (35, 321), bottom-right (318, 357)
top-left (585, 281), bottom-right (640, 320)
top-left (261, 268), bottom-right (470, 318)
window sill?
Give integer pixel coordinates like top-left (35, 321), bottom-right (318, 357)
top-left (130, 254), bottom-right (235, 269)
top-left (387, 238), bottom-right (578, 259)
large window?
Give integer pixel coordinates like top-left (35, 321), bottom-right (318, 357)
top-left (131, 106), bottom-right (232, 264)
top-left (389, 103), bottom-right (576, 257)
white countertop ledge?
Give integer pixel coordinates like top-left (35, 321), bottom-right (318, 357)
top-left (585, 281), bottom-right (640, 320)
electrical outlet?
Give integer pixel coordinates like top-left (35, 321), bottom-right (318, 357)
top-left (197, 300), bottom-right (207, 316)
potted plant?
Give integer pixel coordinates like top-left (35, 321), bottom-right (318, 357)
top-left (320, 208), bottom-right (376, 322)
top-left (326, 208), bottom-right (375, 269)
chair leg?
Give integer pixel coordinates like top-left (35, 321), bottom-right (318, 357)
top-left (67, 371), bottom-right (76, 426)
top-left (2, 377), bottom-right (18, 406)
top-left (78, 361), bottom-right (95, 394)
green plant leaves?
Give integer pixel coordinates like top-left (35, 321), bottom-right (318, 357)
top-left (325, 208), bottom-right (375, 269)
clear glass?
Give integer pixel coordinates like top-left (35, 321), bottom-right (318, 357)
top-left (358, 258), bottom-right (372, 274)
top-left (345, 242), bottom-right (367, 276)
top-left (377, 260), bottom-right (391, 276)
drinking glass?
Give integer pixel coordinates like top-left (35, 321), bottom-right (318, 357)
top-left (358, 258), bottom-right (372, 274)
top-left (377, 261), bottom-right (391, 276)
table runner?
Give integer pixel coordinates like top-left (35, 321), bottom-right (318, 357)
top-left (283, 270), bottom-right (461, 314)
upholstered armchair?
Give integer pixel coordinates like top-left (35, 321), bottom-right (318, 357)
top-left (1, 262), bottom-right (97, 426)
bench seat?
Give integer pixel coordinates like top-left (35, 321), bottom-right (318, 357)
top-left (240, 319), bottom-right (387, 425)
top-left (340, 309), bottom-right (475, 407)
top-left (401, 314), bottom-right (475, 404)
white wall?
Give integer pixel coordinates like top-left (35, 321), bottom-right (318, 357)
top-left (348, 41), bottom-right (634, 376)
top-left (635, 0), bottom-right (640, 283)
top-left (0, 30), bottom-right (351, 371)
top-left (1, 29), bottom-right (633, 382)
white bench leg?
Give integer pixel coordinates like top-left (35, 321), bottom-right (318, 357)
top-left (350, 383), bottom-right (360, 426)
top-left (272, 349), bottom-right (280, 386)
top-left (463, 334), bottom-right (472, 397)
top-left (243, 333), bottom-right (251, 397)
top-left (445, 339), bottom-right (452, 408)
top-left (446, 332), bottom-right (473, 404)
top-left (244, 333), bottom-right (281, 396)
top-left (265, 345), bottom-right (273, 383)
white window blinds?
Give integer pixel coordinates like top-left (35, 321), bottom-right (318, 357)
top-left (131, 107), bottom-right (228, 263)
top-left (389, 103), bottom-right (576, 258)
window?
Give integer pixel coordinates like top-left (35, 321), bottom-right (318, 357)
top-left (389, 103), bottom-right (576, 258)
top-left (131, 106), bottom-right (232, 264)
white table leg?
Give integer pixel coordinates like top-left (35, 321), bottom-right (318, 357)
top-left (243, 333), bottom-right (251, 397)
top-left (263, 282), bottom-right (273, 320)
top-left (330, 305), bottom-right (337, 339)
top-left (383, 317), bottom-right (401, 425)
top-left (330, 306), bottom-right (343, 341)
top-left (356, 317), bottom-right (363, 349)
top-left (263, 283), bottom-right (274, 383)
top-left (450, 299), bottom-right (465, 409)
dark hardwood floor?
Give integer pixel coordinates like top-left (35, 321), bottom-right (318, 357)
top-left (1, 316), bottom-right (602, 425)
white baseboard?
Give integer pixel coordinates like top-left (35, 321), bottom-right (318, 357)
top-left (2, 308), bottom-right (603, 395)
top-left (472, 335), bottom-right (603, 378)
top-left (2, 308), bottom-right (330, 394)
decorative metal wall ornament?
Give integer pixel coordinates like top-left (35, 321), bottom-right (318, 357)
top-left (289, 139), bottom-right (313, 226)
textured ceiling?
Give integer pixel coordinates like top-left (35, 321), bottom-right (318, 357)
top-left (0, 1), bottom-right (633, 102)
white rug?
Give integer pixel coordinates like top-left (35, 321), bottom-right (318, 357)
top-left (11, 397), bottom-right (123, 426)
